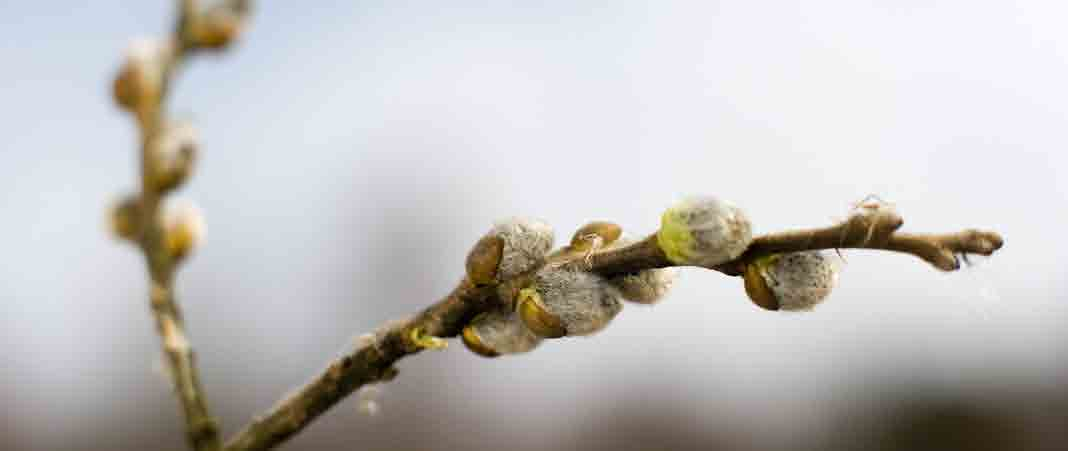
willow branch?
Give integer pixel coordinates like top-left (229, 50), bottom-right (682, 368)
top-left (223, 203), bottom-right (1003, 451)
top-left (113, 1), bottom-right (251, 450)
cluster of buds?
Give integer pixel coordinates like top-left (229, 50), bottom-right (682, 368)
top-left (112, 1), bottom-right (249, 114)
top-left (107, 117), bottom-right (205, 263)
top-left (456, 195), bottom-right (841, 358)
top-left (109, 2), bottom-right (248, 266)
top-left (109, 196), bottom-right (206, 264)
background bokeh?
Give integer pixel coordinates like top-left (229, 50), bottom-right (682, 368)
top-left (2, 1), bottom-right (1066, 450)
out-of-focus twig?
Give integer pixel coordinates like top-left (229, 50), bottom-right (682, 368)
top-left (111, 1), bottom-right (251, 450)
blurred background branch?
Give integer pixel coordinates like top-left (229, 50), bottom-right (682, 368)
top-left (109, 1), bottom-right (251, 449)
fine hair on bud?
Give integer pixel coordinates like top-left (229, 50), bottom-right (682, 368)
top-left (603, 236), bottom-right (677, 304)
top-left (163, 201), bottom-right (205, 262)
top-left (461, 309), bottom-right (541, 358)
top-left (152, 121), bottom-right (198, 192)
top-left (746, 251), bottom-right (838, 312)
top-left (491, 217), bottom-right (554, 280)
top-left (611, 268), bottom-right (678, 304)
top-left (657, 195), bottom-right (752, 267)
top-left (520, 268), bottom-right (623, 337)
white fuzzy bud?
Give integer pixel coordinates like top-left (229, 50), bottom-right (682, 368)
top-left (611, 268), bottom-right (678, 304)
top-left (657, 196), bottom-right (752, 267)
top-left (524, 269), bottom-right (623, 337)
top-left (491, 217), bottom-right (554, 280)
top-left (462, 309), bottom-right (542, 357)
top-left (759, 251), bottom-right (838, 311)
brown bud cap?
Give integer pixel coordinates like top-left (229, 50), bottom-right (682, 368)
top-left (517, 288), bottom-right (566, 338)
top-left (465, 234), bottom-right (504, 286)
top-left (189, 8), bottom-right (244, 50)
top-left (461, 324), bottom-right (500, 357)
top-left (569, 221), bottom-right (622, 252)
top-left (743, 256), bottom-right (780, 311)
top-left (108, 195), bottom-right (143, 242)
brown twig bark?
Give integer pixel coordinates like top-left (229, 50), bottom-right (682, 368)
top-left (223, 203), bottom-right (1003, 451)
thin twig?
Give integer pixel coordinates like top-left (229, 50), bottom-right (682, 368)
top-left (114, 1), bottom-right (252, 449)
top-left (135, 41), bottom-right (222, 451)
top-left (223, 204), bottom-right (1003, 450)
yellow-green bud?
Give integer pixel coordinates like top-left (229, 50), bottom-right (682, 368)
top-left (657, 196), bottom-right (752, 267)
top-left (465, 234), bottom-right (504, 286)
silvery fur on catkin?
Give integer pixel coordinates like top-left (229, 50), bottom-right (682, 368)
top-left (611, 268), bottom-right (678, 304)
top-left (680, 196), bottom-right (753, 266)
top-left (472, 308), bottom-right (541, 354)
top-left (603, 236), bottom-right (677, 304)
top-left (534, 268), bottom-right (622, 336)
top-left (762, 251), bottom-right (838, 311)
top-left (493, 217), bottom-right (554, 280)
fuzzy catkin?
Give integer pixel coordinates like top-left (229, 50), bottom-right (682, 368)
top-left (492, 217), bottom-right (554, 280)
top-left (534, 269), bottom-right (622, 336)
top-left (658, 196), bottom-right (752, 267)
top-left (604, 237), bottom-right (677, 304)
top-left (762, 251), bottom-right (838, 311)
top-left (611, 268), bottom-right (678, 304)
top-left (468, 309), bottom-right (541, 355)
